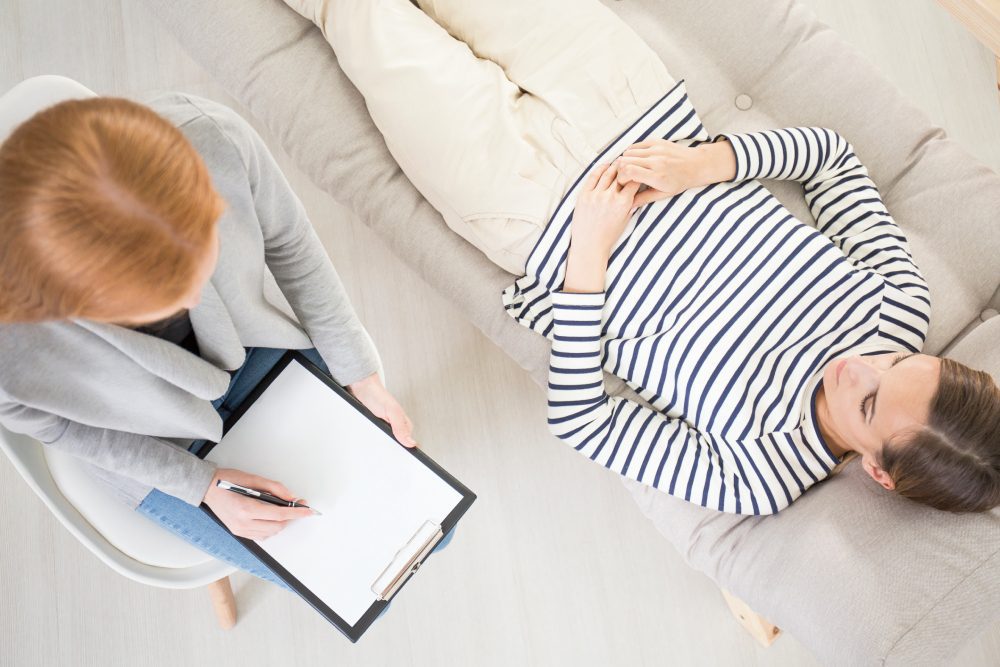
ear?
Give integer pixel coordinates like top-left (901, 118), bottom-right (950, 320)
top-left (861, 455), bottom-right (896, 491)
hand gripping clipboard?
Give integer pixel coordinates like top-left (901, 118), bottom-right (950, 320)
top-left (196, 351), bottom-right (476, 642)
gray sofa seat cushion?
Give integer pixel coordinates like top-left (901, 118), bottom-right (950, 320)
top-left (143, 0), bottom-right (1000, 663)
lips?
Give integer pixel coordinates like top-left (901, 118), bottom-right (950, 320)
top-left (835, 359), bottom-right (846, 385)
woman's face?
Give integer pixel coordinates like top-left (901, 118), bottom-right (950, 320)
top-left (821, 350), bottom-right (941, 470)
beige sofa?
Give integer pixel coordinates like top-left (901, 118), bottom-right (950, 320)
top-left (143, 0), bottom-right (1000, 663)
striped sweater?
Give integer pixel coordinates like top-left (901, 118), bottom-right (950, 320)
top-left (501, 79), bottom-right (931, 516)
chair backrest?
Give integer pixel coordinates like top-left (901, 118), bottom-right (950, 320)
top-left (0, 75), bottom-right (234, 589)
top-left (0, 75), bottom-right (96, 137)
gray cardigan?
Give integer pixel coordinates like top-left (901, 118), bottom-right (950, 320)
top-left (0, 93), bottom-right (381, 509)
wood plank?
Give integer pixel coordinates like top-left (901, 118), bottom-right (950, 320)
top-left (721, 589), bottom-right (782, 648)
top-left (937, 0), bottom-right (1000, 54)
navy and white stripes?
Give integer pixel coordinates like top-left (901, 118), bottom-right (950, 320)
top-left (502, 79), bottom-right (931, 516)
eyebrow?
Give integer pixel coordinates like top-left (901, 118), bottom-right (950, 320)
top-left (869, 353), bottom-right (917, 425)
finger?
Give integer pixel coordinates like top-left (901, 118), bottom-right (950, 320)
top-left (238, 527), bottom-right (272, 540)
top-left (598, 160), bottom-right (620, 190)
top-left (615, 167), bottom-right (632, 186)
top-left (247, 475), bottom-right (295, 501)
top-left (387, 407), bottom-right (417, 448)
top-left (629, 139), bottom-right (655, 149)
top-left (249, 477), bottom-right (311, 512)
top-left (633, 188), bottom-right (668, 207)
top-left (291, 497), bottom-right (320, 512)
top-left (619, 163), bottom-right (658, 186)
top-left (622, 179), bottom-right (641, 198)
top-left (619, 155), bottom-right (657, 170)
top-left (616, 159), bottom-right (656, 186)
top-left (246, 522), bottom-right (289, 543)
top-left (247, 527), bottom-right (280, 541)
top-left (247, 499), bottom-right (315, 522)
top-left (622, 146), bottom-right (654, 157)
top-left (584, 163), bottom-right (610, 191)
top-left (249, 517), bottom-right (289, 531)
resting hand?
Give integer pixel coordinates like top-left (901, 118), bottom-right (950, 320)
top-left (616, 138), bottom-right (737, 206)
top-left (564, 160), bottom-right (640, 293)
top-left (203, 467), bottom-right (315, 540)
top-left (348, 372), bottom-right (418, 448)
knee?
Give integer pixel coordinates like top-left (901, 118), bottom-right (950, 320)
top-left (433, 526), bottom-right (456, 552)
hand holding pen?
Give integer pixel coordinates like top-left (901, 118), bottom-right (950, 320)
top-left (216, 479), bottom-right (323, 514)
top-left (202, 467), bottom-right (319, 540)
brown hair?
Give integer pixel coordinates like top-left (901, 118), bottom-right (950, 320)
top-left (0, 97), bottom-right (224, 323)
top-left (879, 357), bottom-right (1000, 513)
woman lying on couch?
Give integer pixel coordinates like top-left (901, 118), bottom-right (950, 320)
top-left (289, 0), bottom-right (1000, 515)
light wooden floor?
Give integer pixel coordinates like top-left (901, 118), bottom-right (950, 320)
top-left (0, 1), bottom-right (997, 665)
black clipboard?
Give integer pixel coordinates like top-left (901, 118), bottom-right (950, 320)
top-left (195, 351), bottom-right (476, 642)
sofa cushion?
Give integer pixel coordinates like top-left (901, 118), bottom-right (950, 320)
top-left (944, 312), bottom-right (1000, 371)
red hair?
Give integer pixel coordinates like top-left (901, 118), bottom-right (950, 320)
top-left (0, 97), bottom-right (224, 322)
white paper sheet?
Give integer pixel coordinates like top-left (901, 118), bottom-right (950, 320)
top-left (204, 359), bottom-right (463, 625)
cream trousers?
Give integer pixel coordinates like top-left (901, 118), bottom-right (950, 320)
top-left (287, 0), bottom-right (675, 274)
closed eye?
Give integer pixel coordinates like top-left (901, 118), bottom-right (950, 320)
top-left (859, 391), bottom-right (873, 417)
top-left (861, 352), bottom-right (914, 422)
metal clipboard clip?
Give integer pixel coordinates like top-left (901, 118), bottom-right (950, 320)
top-left (370, 520), bottom-right (443, 602)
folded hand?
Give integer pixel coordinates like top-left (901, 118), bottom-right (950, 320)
top-left (570, 159), bottom-right (641, 258)
top-left (562, 160), bottom-right (640, 293)
top-left (613, 138), bottom-right (707, 206)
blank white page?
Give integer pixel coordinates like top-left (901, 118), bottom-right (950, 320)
top-left (204, 359), bottom-right (463, 625)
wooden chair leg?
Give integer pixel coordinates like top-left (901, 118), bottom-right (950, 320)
top-left (721, 588), bottom-right (781, 647)
top-left (207, 576), bottom-right (237, 629)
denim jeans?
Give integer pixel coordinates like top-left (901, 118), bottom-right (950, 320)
top-left (135, 347), bottom-right (454, 595)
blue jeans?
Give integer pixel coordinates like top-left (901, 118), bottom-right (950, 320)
top-left (135, 347), bottom-right (454, 595)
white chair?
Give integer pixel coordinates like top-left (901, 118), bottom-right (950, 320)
top-left (0, 75), bottom-right (243, 627)
top-left (0, 427), bottom-right (242, 624)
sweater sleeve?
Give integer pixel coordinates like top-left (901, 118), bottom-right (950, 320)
top-left (0, 399), bottom-right (216, 507)
top-left (197, 96), bottom-right (382, 387)
top-left (713, 128), bottom-right (931, 314)
top-left (546, 290), bottom-right (781, 516)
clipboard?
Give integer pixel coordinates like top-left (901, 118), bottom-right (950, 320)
top-left (195, 351), bottom-right (476, 642)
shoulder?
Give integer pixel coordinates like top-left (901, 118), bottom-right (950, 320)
top-left (138, 91), bottom-right (262, 175)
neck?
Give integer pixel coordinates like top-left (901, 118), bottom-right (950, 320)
top-left (814, 382), bottom-right (852, 459)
